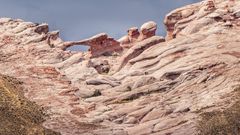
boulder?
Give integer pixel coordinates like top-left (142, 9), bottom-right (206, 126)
top-left (119, 21), bottom-right (159, 48)
top-left (88, 59), bottom-right (110, 74)
top-left (119, 27), bottom-right (140, 46)
top-left (139, 21), bottom-right (157, 40)
top-left (128, 27), bottom-right (140, 42)
top-left (34, 23), bottom-right (49, 34)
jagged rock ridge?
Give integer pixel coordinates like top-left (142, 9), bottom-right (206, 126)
top-left (0, 0), bottom-right (240, 135)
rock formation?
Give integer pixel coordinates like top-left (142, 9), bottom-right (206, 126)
top-left (119, 21), bottom-right (159, 48)
top-left (1, 0), bottom-right (240, 135)
top-left (118, 27), bottom-right (140, 46)
top-left (139, 21), bottom-right (157, 40)
top-left (204, 0), bottom-right (216, 11)
top-left (61, 21), bottom-right (159, 58)
top-left (62, 33), bottom-right (122, 57)
top-left (128, 27), bottom-right (140, 42)
top-left (164, 0), bottom-right (239, 40)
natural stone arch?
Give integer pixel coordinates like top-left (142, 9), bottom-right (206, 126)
top-left (61, 33), bottom-right (122, 57)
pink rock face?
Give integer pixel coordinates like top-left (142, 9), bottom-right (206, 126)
top-left (118, 27), bottom-right (140, 48)
top-left (128, 27), bottom-right (140, 42)
top-left (62, 33), bottom-right (123, 57)
top-left (84, 33), bottom-right (123, 57)
top-left (1, 1), bottom-right (240, 135)
top-left (164, 8), bottom-right (188, 40)
top-left (119, 21), bottom-right (158, 47)
top-left (139, 21), bottom-right (157, 40)
top-left (164, 0), bottom-right (218, 40)
top-left (204, 0), bottom-right (216, 11)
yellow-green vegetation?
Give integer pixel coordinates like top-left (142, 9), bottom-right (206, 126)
top-left (197, 86), bottom-right (240, 135)
top-left (0, 75), bottom-right (60, 135)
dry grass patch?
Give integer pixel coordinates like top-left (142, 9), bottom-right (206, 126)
top-left (0, 75), bottom-right (60, 135)
top-left (197, 86), bottom-right (240, 135)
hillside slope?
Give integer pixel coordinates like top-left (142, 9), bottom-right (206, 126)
top-left (0, 75), bottom-right (60, 135)
top-left (0, 0), bottom-right (240, 135)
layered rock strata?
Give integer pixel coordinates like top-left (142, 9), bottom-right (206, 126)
top-left (118, 21), bottom-right (159, 48)
top-left (0, 0), bottom-right (240, 135)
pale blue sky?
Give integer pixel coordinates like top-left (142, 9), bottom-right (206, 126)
top-left (0, 0), bottom-right (199, 50)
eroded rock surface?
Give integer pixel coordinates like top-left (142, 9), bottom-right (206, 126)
top-left (119, 21), bottom-right (160, 48)
top-left (62, 33), bottom-right (122, 57)
top-left (1, 0), bottom-right (240, 135)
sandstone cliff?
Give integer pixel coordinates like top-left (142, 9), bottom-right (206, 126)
top-left (0, 0), bottom-right (240, 135)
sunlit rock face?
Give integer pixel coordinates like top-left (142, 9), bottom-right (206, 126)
top-left (118, 21), bottom-right (160, 48)
top-left (1, 0), bottom-right (240, 135)
top-left (164, 0), bottom-right (240, 40)
top-left (139, 21), bottom-right (157, 40)
top-left (74, 33), bottom-right (123, 57)
top-left (62, 21), bottom-right (161, 58)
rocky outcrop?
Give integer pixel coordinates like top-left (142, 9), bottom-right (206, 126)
top-left (61, 21), bottom-right (159, 58)
top-left (164, 3), bottom-right (198, 40)
top-left (118, 21), bottom-right (159, 48)
top-left (1, 0), bottom-right (240, 135)
top-left (62, 33), bottom-right (122, 57)
top-left (164, 0), bottom-right (240, 40)
top-left (139, 21), bottom-right (157, 40)
top-left (116, 36), bottom-right (165, 71)
top-left (118, 27), bottom-right (139, 45)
